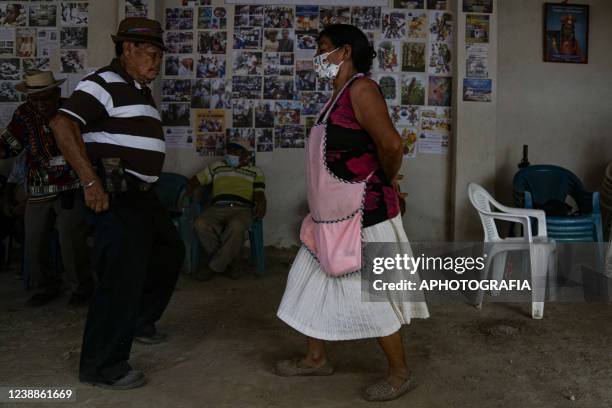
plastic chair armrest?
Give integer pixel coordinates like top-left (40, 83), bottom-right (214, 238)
top-left (480, 210), bottom-right (534, 240)
top-left (492, 204), bottom-right (547, 237)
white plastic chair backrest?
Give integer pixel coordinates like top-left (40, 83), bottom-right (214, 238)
top-left (468, 183), bottom-right (500, 242)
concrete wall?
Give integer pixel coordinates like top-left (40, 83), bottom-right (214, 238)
top-left (452, 0), bottom-right (497, 241)
top-left (495, 0), bottom-right (612, 206)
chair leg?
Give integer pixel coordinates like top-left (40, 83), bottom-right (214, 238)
top-left (256, 235), bottom-right (264, 276)
top-left (250, 220), bottom-right (265, 276)
top-left (530, 244), bottom-right (550, 319)
top-left (475, 247), bottom-right (494, 310)
top-left (190, 231), bottom-right (200, 275)
top-left (547, 248), bottom-right (559, 302)
top-left (249, 229), bottom-right (256, 265)
top-left (490, 251), bottom-right (508, 297)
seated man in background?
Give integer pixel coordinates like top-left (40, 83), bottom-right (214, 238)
top-left (186, 140), bottom-right (266, 280)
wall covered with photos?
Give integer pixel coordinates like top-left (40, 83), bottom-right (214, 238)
top-left (0, 1), bottom-right (117, 129)
top-left (156, 0), bottom-right (454, 158)
top-left (155, 0), bottom-right (458, 245)
top-left (0, 0), bottom-right (460, 246)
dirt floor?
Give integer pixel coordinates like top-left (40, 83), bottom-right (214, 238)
top-left (1, 248), bottom-right (612, 408)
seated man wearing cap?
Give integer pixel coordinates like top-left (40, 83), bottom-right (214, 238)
top-left (186, 140), bottom-right (267, 280)
top-left (0, 70), bottom-right (93, 307)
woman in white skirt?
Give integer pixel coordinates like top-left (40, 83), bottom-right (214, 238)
top-left (276, 24), bottom-right (429, 402)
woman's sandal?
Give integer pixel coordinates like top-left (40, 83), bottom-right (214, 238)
top-left (275, 358), bottom-right (335, 377)
top-left (363, 372), bottom-right (417, 402)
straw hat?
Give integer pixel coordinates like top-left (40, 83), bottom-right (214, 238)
top-left (15, 70), bottom-right (65, 94)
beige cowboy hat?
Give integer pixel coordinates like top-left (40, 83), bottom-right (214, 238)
top-left (15, 70), bottom-right (65, 94)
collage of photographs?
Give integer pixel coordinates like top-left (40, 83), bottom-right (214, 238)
top-left (0, 1), bottom-right (90, 107)
top-left (463, 0), bottom-right (493, 103)
top-left (159, 2), bottom-right (458, 159)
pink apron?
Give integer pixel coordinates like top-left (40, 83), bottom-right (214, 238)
top-left (299, 74), bottom-right (372, 277)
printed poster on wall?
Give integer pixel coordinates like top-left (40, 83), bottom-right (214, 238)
top-left (195, 109), bottom-right (225, 134)
top-left (164, 126), bottom-right (195, 149)
top-left (0, 28), bottom-right (15, 56)
top-left (543, 3), bottom-right (589, 64)
top-left (418, 132), bottom-right (448, 155)
top-left (399, 127), bottom-right (417, 159)
top-left (126, 0), bottom-right (149, 18)
top-left (463, 78), bottom-right (492, 102)
top-left (463, 0), bottom-right (493, 13)
top-left (466, 44), bottom-right (489, 78)
top-left (465, 14), bottom-right (489, 44)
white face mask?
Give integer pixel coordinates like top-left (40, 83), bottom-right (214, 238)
top-left (313, 48), bottom-right (344, 80)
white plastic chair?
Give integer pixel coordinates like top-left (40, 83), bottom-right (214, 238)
top-left (468, 183), bottom-right (556, 319)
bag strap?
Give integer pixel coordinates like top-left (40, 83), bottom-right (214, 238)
top-left (319, 73), bottom-right (365, 124)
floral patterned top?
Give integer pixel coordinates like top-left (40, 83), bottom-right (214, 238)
top-left (322, 76), bottom-right (400, 227)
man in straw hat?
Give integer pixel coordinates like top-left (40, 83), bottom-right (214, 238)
top-left (50, 18), bottom-right (184, 390)
top-left (0, 70), bottom-right (93, 308)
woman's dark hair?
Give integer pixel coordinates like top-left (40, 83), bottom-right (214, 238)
top-left (318, 24), bottom-right (376, 73)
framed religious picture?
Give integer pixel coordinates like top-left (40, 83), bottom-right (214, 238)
top-left (543, 3), bottom-right (588, 64)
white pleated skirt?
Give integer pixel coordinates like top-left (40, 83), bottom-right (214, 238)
top-left (277, 215), bottom-right (430, 341)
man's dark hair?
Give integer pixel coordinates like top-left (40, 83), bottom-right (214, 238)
top-left (115, 40), bottom-right (146, 57)
top-left (115, 41), bottom-right (124, 57)
top-left (317, 24), bottom-right (376, 73)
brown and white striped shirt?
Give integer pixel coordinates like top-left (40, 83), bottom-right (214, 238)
top-left (59, 59), bottom-right (165, 182)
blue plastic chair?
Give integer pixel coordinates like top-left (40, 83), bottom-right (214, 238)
top-left (154, 172), bottom-right (194, 273)
top-left (190, 189), bottom-right (265, 276)
top-left (513, 165), bottom-right (603, 243)
top-left (248, 218), bottom-right (265, 275)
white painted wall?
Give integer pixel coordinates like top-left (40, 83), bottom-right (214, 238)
top-left (452, 0), bottom-right (497, 241)
top-left (495, 0), bottom-right (612, 206)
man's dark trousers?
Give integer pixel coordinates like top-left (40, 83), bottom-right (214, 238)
top-left (79, 188), bottom-right (184, 382)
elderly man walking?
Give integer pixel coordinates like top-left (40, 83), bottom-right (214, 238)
top-left (0, 71), bottom-right (93, 307)
top-left (51, 18), bottom-right (184, 390)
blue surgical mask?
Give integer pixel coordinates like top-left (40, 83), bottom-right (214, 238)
top-left (225, 154), bottom-right (240, 167)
